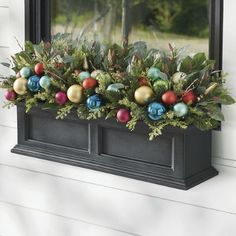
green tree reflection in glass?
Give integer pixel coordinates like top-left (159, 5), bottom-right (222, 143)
top-left (51, 0), bottom-right (209, 53)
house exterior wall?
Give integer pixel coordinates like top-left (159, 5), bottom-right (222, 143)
top-left (0, 1), bottom-right (236, 235)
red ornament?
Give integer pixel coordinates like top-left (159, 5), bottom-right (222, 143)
top-left (117, 109), bottom-right (131, 123)
top-left (182, 90), bottom-right (197, 105)
top-left (55, 91), bottom-right (68, 105)
top-left (162, 91), bottom-right (177, 105)
top-left (34, 63), bottom-right (44, 75)
top-left (82, 77), bottom-right (98, 89)
top-left (138, 76), bottom-right (148, 86)
top-left (4, 90), bottom-right (17, 101)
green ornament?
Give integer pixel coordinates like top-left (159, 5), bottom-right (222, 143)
top-left (153, 79), bottom-right (169, 96)
top-left (147, 67), bottom-right (161, 81)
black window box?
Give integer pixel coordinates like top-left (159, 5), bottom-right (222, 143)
top-left (11, 104), bottom-right (218, 190)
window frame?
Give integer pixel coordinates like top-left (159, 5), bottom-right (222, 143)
top-left (25, 0), bottom-right (224, 70)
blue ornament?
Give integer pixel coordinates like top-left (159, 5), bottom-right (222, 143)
top-left (20, 67), bottom-right (31, 78)
top-left (39, 76), bottom-right (51, 89)
top-left (86, 94), bottom-right (102, 110)
top-left (173, 102), bottom-right (188, 117)
top-left (27, 75), bottom-right (41, 92)
top-left (79, 71), bottom-right (90, 81)
top-left (147, 67), bottom-right (161, 81)
top-left (148, 102), bottom-right (166, 121)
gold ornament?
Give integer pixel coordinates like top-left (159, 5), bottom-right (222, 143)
top-left (172, 72), bottom-right (187, 84)
top-left (134, 86), bottom-right (154, 105)
top-left (13, 77), bottom-right (27, 95)
top-left (67, 85), bottom-right (83, 103)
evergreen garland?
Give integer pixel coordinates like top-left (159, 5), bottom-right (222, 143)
top-left (0, 34), bottom-right (235, 140)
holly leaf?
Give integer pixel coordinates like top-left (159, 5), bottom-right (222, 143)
top-left (192, 53), bottom-right (206, 68)
top-left (180, 56), bottom-right (193, 73)
top-left (219, 95), bottom-right (235, 105)
top-left (206, 105), bottom-right (225, 121)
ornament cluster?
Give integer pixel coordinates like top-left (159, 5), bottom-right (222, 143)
top-left (1, 36), bottom-right (234, 140)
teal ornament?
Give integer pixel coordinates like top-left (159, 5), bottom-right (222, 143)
top-left (153, 79), bottom-right (169, 96)
top-left (27, 75), bottom-right (41, 92)
top-left (148, 102), bottom-right (166, 121)
top-left (147, 67), bottom-right (161, 81)
top-left (79, 71), bottom-right (90, 81)
top-left (173, 102), bottom-right (188, 117)
top-left (20, 67), bottom-right (31, 78)
top-left (86, 94), bottom-right (102, 110)
top-left (107, 83), bottom-right (125, 92)
top-left (39, 76), bottom-right (51, 89)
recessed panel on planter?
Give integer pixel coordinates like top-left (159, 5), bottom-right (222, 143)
top-left (11, 104), bottom-right (218, 190)
top-left (99, 127), bottom-right (172, 168)
top-left (28, 114), bottom-right (89, 151)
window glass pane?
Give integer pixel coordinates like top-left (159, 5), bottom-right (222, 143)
top-left (51, 0), bottom-right (209, 53)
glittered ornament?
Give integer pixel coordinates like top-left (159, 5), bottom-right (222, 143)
top-left (148, 102), bottom-right (166, 121)
top-left (153, 79), bottom-right (169, 96)
top-left (20, 67), bottom-right (31, 78)
top-left (147, 67), bottom-right (161, 81)
top-left (91, 70), bottom-right (102, 79)
top-left (107, 83), bottom-right (125, 92)
top-left (79, 71), bottom-right (90, 81)
top-left (173, 102), bottom-right (188, 117)
top-left (117, 109), bottom-right (131, 123)
top-left (134, 86), bottom-right (154, 105)
top-left (39, 76), bottom-right (51, 89)
top-left (86, 94), bottom-right (102, 110)
top-left (27, 75), bottom-right (41, 92)
top-left (4, 90), bottom-right (16, 101)
top-left (13, 77), bottom-right (27, 95)
top-left (162, 91), bottom-right (177, 105)
top-left (172, 72), bottom-right (187, 84)
top-left (67, 85), bottom-right (83, 103)
top-left (182, 90), bottom-right (197, 105)
top-left (34, 63), bottom-right (44, 75)
top-left (55, 91), bottom-right (68, 105)
top-left (82, 77), bottom-right (98, 89)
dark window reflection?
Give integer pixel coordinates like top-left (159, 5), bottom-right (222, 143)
top-left (51, 0), bottom-right (209, 53)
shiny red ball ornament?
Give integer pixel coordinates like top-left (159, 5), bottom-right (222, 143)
top-left (34, 63), bottom-right (44, 75)
top-left (182, 90), bottom-right (197, 105)
top-left (162, 91), bottom-right (177, 105)
top-left (55, 91), bottom-right (68, 105)
top-left (82, 77), bottom-right (98, 89)
top-left (138, 76), bottom-right (149, 86)
top-left (117, 109), bottom-right (131, 123)
top-left (4, 90), bottom-right (17, 101)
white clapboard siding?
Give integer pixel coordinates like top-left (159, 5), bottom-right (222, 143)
top-left (0, 161), bottom-right (236, 236)
top-left (0, 0), bottom-right (8, 7)
top-left (0, 7), bottom-right (9, 47)
top-left (0, 203), bottom-right (135, 236)
top-left (0, 47), bottom-right (10, 77)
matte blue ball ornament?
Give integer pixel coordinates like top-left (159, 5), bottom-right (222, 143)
top-left (147, 67), bottom-right (161, 81)
top-left (86, 94), bottom-right (102, 110)
top-left (148, 102), bottom-right (166, 121)
top-left (173, 102), bottom-right (188, 117)
top-left (27, 75), bottom-right (41, 92)
top-left (20, 67), bottom-right (31, 78)
top-left (39, 76), bottom-right (51, 89)
top-left (79, 71), bottom-right (90, 81)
